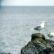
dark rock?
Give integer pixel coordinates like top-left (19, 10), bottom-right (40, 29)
top-left (21, 33), bottom-right (54, 54)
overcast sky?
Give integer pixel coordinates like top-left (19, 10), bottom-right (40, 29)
top-left (2, 0), bottom-right (54, 6)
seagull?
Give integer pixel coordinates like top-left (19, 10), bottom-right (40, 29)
top-left (34, 21), bottom-right (47, 32)
top-left (48, 32), bottom-right (54, 38)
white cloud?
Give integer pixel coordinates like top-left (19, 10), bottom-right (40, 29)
top-left (2, 0), bottom-right (54, 6)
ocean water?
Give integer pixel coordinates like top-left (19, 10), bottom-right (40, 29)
top-left (0, 6), bottom-right (54, 54)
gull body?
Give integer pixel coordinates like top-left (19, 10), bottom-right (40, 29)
top-left (48, 32), bottom-right (54, 41)
top-left (34, 21), bottom-right (47, 32)
top-left (48, 32), bottom-right (54, 38)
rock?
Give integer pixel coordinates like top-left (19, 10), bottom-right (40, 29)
top-left (21, 33), bottom-right (54, 54)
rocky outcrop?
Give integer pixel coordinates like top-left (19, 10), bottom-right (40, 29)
top-left (21, 33), bottom-right (54, 54)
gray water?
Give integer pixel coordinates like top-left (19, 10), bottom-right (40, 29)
top-left (0, 6), bottom-right (54, 54)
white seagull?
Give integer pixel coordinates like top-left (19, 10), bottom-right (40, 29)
top-left (48, 32), bottom-right (54, 38)
top-left (34, 21), bottom-right (47, 32)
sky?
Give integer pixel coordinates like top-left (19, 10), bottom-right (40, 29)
top-left (1, 0), bottom-right (54, 6)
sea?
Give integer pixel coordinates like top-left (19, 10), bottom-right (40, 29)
top-left (0, 6), bottom-right (54, 54)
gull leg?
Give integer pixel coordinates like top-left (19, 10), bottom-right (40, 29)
top-left (39, 30), bottom-right (40, 33)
